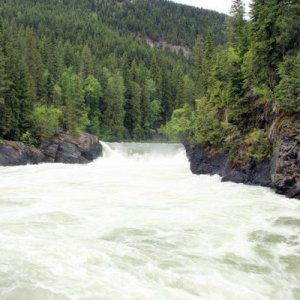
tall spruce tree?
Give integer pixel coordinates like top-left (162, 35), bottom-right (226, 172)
top-left (227, 0), bottom-right (247, 53)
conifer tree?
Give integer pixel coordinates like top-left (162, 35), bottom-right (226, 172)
top-left (102, 72), bottom-right (126, 140)
top-left (227, 0), bottom-right (247, 53)
top-left (125, 81), bottom-right (143, 140)
top-left (84, 75), bottom-right (102, 136)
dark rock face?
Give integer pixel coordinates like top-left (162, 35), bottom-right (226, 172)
top-left (0, 141), bottom-right (45, 166)
top-left (0, 132), bottom-right (102, 167)
top-left (183, 128), bottom-right (299, 200)
top-left (222, 160), bottom-right (271, 187)
top-left (184, 143), bottom-right (228, 176)
top-left (41, 132), bottom-right (102, 164)
top-left (184, 141), bottom-right (272, 188)
top-left (270, 121), bottom-right (300, 199)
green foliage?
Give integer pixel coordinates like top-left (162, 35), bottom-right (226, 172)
top-left (2, 0), bottom-right (220, 142)
top-left (163, 105), bottom-right (194, 142)
top-left (102, 72), bottom-right (126, 141)
top-left (242, 129), bottom-right (271, 161)
top-left (30, 105), bottom-right (62, 143)
top-left (96, 0), bottom-right (227, 48)
top-left (149, 99), bottom-right (163, 131)
top-left (167, 0), bottom-right (299, 164)
top-left (276, 53), bottom-right (300, 115)
top-left (60, 69), bottom-right (89, 136)
top-left (84, 75), bottom-right (102, 136)
top-left (226, 0), bottom-right (247, 54)
top-left (194, 97), bottom-right (228, 148)
top-left (125, 81), bottom-right (143, 140)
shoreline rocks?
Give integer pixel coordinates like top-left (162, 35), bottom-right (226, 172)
top-left (183, 142), bottom-right (272, 187)
top-left (41, 132), bottom-right (102, 164)
top-left (183, 121), bottom-right (300, 200)
top-left (0, 132), bottom-right (102, 167)
top-left (270, 120), bottom-right (300, 199)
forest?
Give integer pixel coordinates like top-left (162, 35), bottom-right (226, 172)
top-left (166, 0), bottom-right (300, 165)
top-left (0, 0), bottom-right (299, 168)
top-left (1, 0), bottom-right (220, 144)
top-left (92, 0), bottom-right (227, 47)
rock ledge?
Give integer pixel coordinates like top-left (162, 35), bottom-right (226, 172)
top-left (0, 132), bottom-right (102, 167)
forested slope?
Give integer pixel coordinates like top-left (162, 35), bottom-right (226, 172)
top-left (1, 0), bottom-right (213, 144)
top-left (93, 0), bottom-right (227, 47)
top-left (166, 0), bottom-right (300, 197)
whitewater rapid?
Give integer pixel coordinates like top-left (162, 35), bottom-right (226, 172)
top-left (0, 142), bottom-right (299, 300)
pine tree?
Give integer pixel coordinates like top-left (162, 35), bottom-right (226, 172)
top-left (227, 0), bottom-right (247, 53)
top-left (193, 37), bottom-right (206, 98)
top-left (0, 22), bottom-right (7, 107)
top-left (102, 72), bottom-right (126, 140)
top-left (61, 69), bottom-right (89, 135)
top-left (84, 75), bottom-right (102, 136)
top-left (80, 45), bottom-right (94, 79)
top-left (23, 27), bottom-right (44, 100)
top-left (276, 52), bottom-right (300, 115)
top-left (125, 81), bottom-right (142, 140)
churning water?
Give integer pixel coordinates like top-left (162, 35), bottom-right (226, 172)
top-left (0, 142), bottom-right (299, 300)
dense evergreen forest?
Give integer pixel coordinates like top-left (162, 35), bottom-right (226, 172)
top-left (1, 0), bottom-right (223, 144)
top-left (92, 0), bottom-right (227, 47)
top-left (166, 0), bottom-right (300, 165)
top-left (0, 0), bottom-right (299, 166)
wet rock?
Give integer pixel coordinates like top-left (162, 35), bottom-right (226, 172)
top-left (183, 142), bottom-right (228, 176)
top-left (28, 147), bottom-right (45, 164)
top-left (0, 132), bottom-right (102, 166)
top-left (0, 141), bottom-right (29, 166)
top-left (183, 119), bottom-right (299, 199)
top-left (184, 141), bottom-right (271, 188)
top-left (41, 132), bottom-right (102, 164)
top-left (0, 141), bottom-right (44, 166)
top-left (271, 120), bottom-right (300, 199)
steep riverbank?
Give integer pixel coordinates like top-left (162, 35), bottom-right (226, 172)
top-left (0, 132), bottom-right (102, 166)
top-left (184, 120), bottom-right (300, 200)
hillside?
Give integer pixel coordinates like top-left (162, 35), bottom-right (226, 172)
top-left (166, 0), bottom-right (300, 198)
top-left (0, 0), bottom-right (181, 143)
top-left (93, 0), bottom-right (227, 48)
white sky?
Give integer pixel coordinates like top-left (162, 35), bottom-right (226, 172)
top-left (171, 0), bottom-right (252, 15)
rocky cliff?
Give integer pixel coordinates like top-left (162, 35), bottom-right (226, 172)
top-left (184, 120), bottom-right (300, 199)
top-left (0, 132), bottom-right (102, 167)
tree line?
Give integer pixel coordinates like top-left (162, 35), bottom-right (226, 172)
top-left (166, 0), bottom-right (299, 163)
top-left (0, 0), bottom-right (204, 144)
top-left (94, 0), bottom-right (227, 48)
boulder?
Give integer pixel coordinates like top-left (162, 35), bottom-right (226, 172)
top-left (41, 132), bottom-right (102, 164)
top-left (183, 142), bottom-right (229, 176)
top-left (0, 141), bottom-right (44, 166)
top-left (0, 132), bottom-right (102, 167)
top-left (184, 140), bottom-right (271, 187)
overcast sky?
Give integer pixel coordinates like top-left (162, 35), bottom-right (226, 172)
top-left (171, 0), bottom-right (252, 15)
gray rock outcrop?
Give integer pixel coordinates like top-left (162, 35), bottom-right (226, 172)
top-left (183, 119), bottom-right (300, 199)
top-left (0, 132), bottom-right (102, 167)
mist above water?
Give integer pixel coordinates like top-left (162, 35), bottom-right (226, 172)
top-left (0, 142), bottom-right (299, 300)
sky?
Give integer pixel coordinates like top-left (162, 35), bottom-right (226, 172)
top-left (171, 0), bottom-right (252, 15)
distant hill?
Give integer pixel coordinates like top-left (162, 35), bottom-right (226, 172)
top-left (91, 0), bottom-right (227, 48)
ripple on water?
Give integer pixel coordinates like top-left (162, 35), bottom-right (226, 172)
top-left (0, 142), bottom-right (299, 300)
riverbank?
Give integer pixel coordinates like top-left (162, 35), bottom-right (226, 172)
top-left (183, 121), bottom-right (300, 200)
top-left (0, 132), bottom-right (102, 166)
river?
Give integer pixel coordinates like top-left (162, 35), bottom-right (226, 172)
top-left (0, 142), bottom-right (299, 300)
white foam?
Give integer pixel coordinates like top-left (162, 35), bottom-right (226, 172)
top-left (0, 142), bottom-right (299, 300)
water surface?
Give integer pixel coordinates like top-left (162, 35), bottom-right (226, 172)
top-left (0, 143), bottom-right (299, 300)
